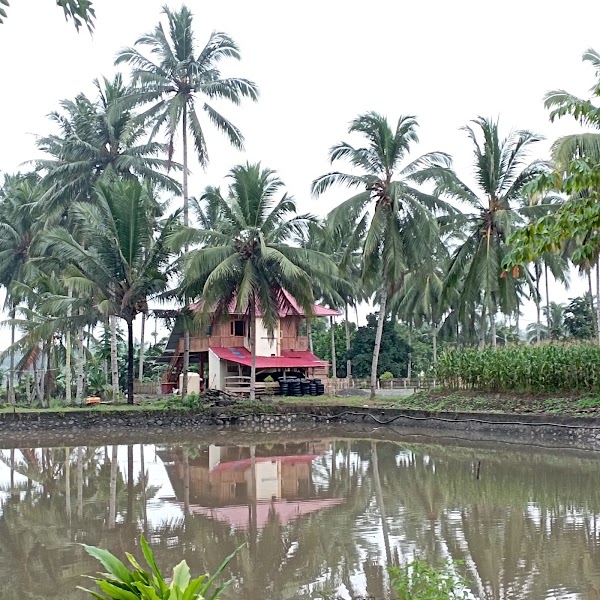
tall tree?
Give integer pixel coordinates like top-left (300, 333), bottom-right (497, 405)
top-left (37, 74), bottom-right (181, 216)
top-left (39, 178), bottom-right (178, 404)
top-left (176, 163), bottom-right (337, 400)
top-left (299, 214), bottom-right (363, 379)
top-left (312, 112), bottom-right (452, 397)
top-left (116, 4), bottom-right (258, 395)
top-left (0, 174), bottom-right (45, 403)
top-left (434, 117), bottom-right (547, 347)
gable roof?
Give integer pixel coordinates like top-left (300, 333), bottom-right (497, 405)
top-left (189, 289), bottom-right (341, 318)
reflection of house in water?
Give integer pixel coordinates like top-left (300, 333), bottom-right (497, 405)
top-left (159, 442), bottom-right (344, 529)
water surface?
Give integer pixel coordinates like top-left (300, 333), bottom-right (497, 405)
top-left (1, 427), bottom-right (599, 599)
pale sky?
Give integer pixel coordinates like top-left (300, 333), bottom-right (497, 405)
top-left (1, 0), bottom-right (600, 347)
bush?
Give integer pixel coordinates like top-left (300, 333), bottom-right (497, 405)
top-left (389, 560), bottom-right (470, 600)
top-left (80, 535), bottom-right (237, 599)
top-left (167, 392), bottom-right (205, 410)
top-left (380, 371), bottom-right (394, 381)
top-left (263, 375), bottom-right (274, 383)
top-left (436, 343), bottom-right (600, 393)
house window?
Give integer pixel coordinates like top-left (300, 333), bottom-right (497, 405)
top-left (230, 320), bottom-right (245, 337)
top-left (298, 320), bottom-right (307, 337)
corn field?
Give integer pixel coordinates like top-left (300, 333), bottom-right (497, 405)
top-left (436, 344), bottom-right (600, 393)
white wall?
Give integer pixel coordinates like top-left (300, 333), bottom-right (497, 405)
top-left (255, 318), bottom-right (279, 356)
top-left (245, 461), bottom-right (281, 501)
top-left (208, 350), bottom-right (227, 391)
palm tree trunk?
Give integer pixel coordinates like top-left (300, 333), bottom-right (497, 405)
top-left (138, 312), bottom-right (146, 382)
top-left (127, 318), bottom-right (134, 405)
top-left (345, 302), bottom-right (352, 379)
top-left (370, 287), bottom-right (388, 399)
top-left (65, 286), bottom-right (72, 405)
top-left (181, 106), bottom-right (190, 398)
top-left (535, 281), bottom-right (542, 344)
top-left (490, 309), bottom-right (497, 348)
top-left (76, 317), bottom-right (84, 404)
top-left (8, 304), bottom-right (15, 405)
top-left (479, 305), bottom-right (487, 350)
top-left (371, 441), bottom-right (392, 565)
top-left (140, 445), bottom-right (148, 534)
top-left (108, 445), bottom-right (118, 529)
top-left (544, 263), bottom-right (551, 333)
top-left (249, 298), bottom-right (257, 402)
top-left (588, 267), bottom-right (597, 340)
top-left (110, 315), bottom-right (119, 402)
top-left (65, 448), bottom-right (71, 523)
top-left (596, 257), bottom-right (600, 344)
top-left (126, 445), bottom-right (134, 525)
top-left (432, 319), bottom-right (438, 364)
top-left (307, 319), bottom-right (314, 353)
top-left (330, 315), bottom-right (337, 380)
top-left (183, 448), bottom-right (190, 517)
top-left (407, 321), bottom-right (412, 379)
top-left (77, 447), bottom-right (83, 520)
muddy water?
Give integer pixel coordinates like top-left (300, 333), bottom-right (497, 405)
top-left (0, 427), bottom-right (599, 599)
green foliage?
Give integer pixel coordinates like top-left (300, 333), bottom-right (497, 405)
top-left (564, 295), bottom-right (595, 340)
top-left (167, 392), bottom-right (205, 410)
top-left (379, 371), bottom-right (394, 381)
top-left (311, 319), bottom-right (354, 377)
top-left (0, 0), bottom-right (95, 31)
top-left (81, 535), bottom-right (237, 599)
top-left (263, 375), bottom-right (274, 383)
top-left (347, 314), bottom-right (410, 377)
top-left (577, 397), bottom-right (600, 409)
top-left (389, 560), bottom-right (470, 600)
top-left (437, 343), bottom-right (600, 393)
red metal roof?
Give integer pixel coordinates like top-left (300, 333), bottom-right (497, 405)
top-left (178, 498), bottom-right (345, 529)
top-left (209, 346), bottom-right (328, 368)
top-left (189, 289), bottom-right (341, 318)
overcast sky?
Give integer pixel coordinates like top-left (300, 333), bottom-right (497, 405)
top-left (1, 0), bottom-right (600, 347)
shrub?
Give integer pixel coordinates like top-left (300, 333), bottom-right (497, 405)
top-left (80, 535), bottom-right (237, 599)
top-left (389, 560), bottom-right (470, 600)
top-left (436, 343), bottom-right (600, 393)
top-left (380, 371), bottom-right (394, 381)
top-left (263, 375), bottom-right (274, 383)
top-left (167, 392), bottom-right (205, 410)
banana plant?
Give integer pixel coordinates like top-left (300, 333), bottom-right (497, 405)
top-left (80, 535), bottom-right (239, 600)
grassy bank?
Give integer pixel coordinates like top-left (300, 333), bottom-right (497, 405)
top-left (0, 390), bottom-right (598, 417)
top-left (392, 390), bottom-right (600, 415)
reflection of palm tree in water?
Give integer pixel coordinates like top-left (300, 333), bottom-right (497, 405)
top-left (0, 444), bottom-right (159, 600)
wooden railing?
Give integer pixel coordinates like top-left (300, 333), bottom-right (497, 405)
top-left (224, 376), bottom-right (278, 397)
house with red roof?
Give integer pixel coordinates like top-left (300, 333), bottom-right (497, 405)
top-left (158, 290), bottom-right (340, 394)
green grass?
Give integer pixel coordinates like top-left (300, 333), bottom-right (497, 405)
top-left (394, 390), bottom-right (600, 416)
top-left (1, 391), bottom-right (597, 418)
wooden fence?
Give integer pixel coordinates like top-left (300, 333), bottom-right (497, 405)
top-left (134, 381), bottom-right (161, 395)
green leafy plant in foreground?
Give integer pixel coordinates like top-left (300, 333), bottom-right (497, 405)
top-left (389, 560), bottom-right (471, 600)
top-left (80, 535), bottom-right (238, 599)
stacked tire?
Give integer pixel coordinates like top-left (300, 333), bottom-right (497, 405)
top-left (278, 377), bottom-right (325, 396)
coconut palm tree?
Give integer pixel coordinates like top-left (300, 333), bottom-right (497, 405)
top-left (115, 4), bottom-right (258, 395)
top-left (434, 117), bottom-right (547, 347)
top-left (38, 178), bottom-right (179, 404)
top-left (175, 163), bottom-right (338, 400)
top-left (299, 213), bottom-right (364, 378)
top-left (0, 173), bottom-right (46, 403)
top-left (312, 112), bottom-right (453, 398)
top-left (37, 74), bottom-right (181, 216)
